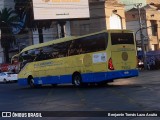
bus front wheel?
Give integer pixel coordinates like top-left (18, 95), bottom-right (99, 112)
top-left (28, 78), bottom-right (35, 88)
top-left (3, 79), bottom-right (7, 83)
top-left (72, 73), bottom-right (82, 87)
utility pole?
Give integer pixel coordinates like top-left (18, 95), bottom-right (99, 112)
top-left (135, 3), bottom-right (147, 69)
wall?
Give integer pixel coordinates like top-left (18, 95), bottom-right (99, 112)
top-left (126, 4), bottom-right (160, 51)
top-left (70, 1), bottom-right (126, 36)
top-left (70, 2), bottom-right (106, 36)
top-left (0, 0), bottom-right (4, 9)
top-left (4, 0), bottom-right (14, 9)
top-left (105, 3), bottom-right (126, 30)
top-left (32, 23), bottom-right (58, 44)
top-left (146, 0), bottom-right (160, 4)
top-left (126, 20), bottom-right (148, 47)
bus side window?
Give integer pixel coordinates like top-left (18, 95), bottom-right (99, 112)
top-left (22, 51), bottom-right (34, 62)
top-left (35, 49), bottom-right (46, 61)
top-left (52, 51), bottom-right (59, 58)
top-left (80, 33), bottom-right (106, 53)
top-left (42, 45), bottom-right (54, 60)
top-left (19, 50), bottom-right (34, 69)
top-left (34, 46), bottom-right (54, 61)
top-left (56, 42), bottom-right (70, 58)
top-left (45, 53), bottom-right (52, 59)
top-left (68, 41), bottom-right (74, 56)
top-left (78, 44), bottom-right (83, 54)
top-left (68, 40), bottom-right (79, 56)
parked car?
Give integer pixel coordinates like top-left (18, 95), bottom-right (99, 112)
top-left (0, 72), bottom-right (18, 83)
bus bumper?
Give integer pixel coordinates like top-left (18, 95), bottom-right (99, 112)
top-left (82, 69), bottom-right (139, 83)
top-left (107, 69), bottom-right (139, 80)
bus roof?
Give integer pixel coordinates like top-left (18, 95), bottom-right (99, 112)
top-left (20, 36), bottom-right (76, 53)
top-left (20, 29), bottom-right (133, 54)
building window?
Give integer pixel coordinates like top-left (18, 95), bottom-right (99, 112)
top-left (109, 14), bottom-right (122, 29)
top-left (150, 20), bottom-right (157, 36)
top-left (132, 14), bottom-right (135, 18)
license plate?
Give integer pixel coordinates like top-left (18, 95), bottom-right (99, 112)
top-left (124, 71), bottom-right (129, 74)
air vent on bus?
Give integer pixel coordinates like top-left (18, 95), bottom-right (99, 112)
top-left (108, 58), bottom-right (114, 70)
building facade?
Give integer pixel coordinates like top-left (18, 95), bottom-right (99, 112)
top-left (70, 0), bottom-right (126, 36)
top-left (125, 1), bottom-right (160, 51)
top-left (119, 0), bottom-right (160, 11)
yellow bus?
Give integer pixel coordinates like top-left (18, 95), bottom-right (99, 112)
top-left (18, 30), bottom-right (138, 87)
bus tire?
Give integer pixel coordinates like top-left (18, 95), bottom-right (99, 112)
top-left (3, 79), bottom-right (7, 83)
top-left (72, 73), bottom-right (82, 87)
top-left (28, 78), bottom-right (35, 88)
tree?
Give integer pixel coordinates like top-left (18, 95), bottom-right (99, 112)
top-left (0, 8), bottom-right (20, 63)
top-left (14, 0), bottom-right (53, 43)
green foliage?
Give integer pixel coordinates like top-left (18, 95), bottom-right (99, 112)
top-left (14, 0), bottom-right (53, 43)
top-left (0, 8), bottom-right (19, 62)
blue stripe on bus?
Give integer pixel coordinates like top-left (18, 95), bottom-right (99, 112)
top-left (18, 69), bottom-right (138, 86)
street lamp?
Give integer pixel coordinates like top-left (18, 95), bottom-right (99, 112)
top-left (135, 3), bottom-right (147, 69)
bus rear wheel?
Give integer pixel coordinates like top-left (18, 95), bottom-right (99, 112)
top-left (72, 73), bottom-right (82, 87)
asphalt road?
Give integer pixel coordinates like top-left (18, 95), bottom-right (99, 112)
top-left (0, 70), bottom-right (160, 120)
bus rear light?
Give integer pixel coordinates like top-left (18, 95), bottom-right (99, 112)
top-left (108, 58), bottom-right (114, 70)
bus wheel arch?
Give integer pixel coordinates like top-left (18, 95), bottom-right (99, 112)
top-left (72, 72), bottom-right (82, 87)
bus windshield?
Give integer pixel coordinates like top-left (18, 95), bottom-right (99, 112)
top-left (11, 54), bottom-right (19, 64)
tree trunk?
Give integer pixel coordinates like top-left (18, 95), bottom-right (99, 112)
top-left (4, 47), bottom-right (10, 63)
top-left (38, 28), bottom-right (43, 43)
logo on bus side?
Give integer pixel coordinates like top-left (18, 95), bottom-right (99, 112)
top-left (122, 52), bottom-right (128, 61)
